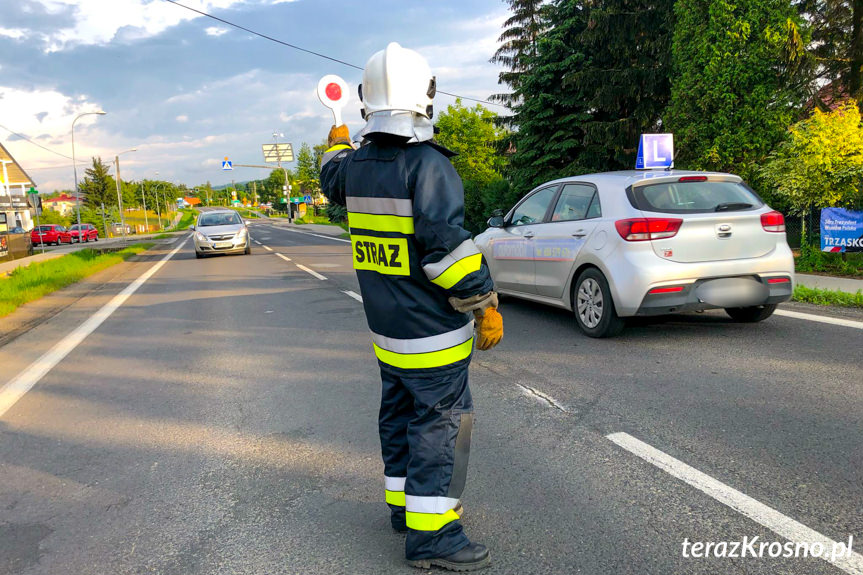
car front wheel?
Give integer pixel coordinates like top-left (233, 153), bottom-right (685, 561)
top-left (725, 304), bottom-right (777, 323)
top-left (573, 268), bottom-right (625, 338)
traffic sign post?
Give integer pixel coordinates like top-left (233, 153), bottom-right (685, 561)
top-left (27, 187), bottom-right (45, 253)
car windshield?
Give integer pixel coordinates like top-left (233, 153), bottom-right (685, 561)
top-left (198, 212), bottom-right (241, 226)
top-left (632, 181), bottom-right (762, 214)
top-left (69, 225), bottom-right (81, 230)
top-left (37, 226), bottom-right (53, 232)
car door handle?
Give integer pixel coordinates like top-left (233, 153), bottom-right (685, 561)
top-left (523, 230), bottom-right (535, 239)
top-left (572, 229), bottom-right (587, 238)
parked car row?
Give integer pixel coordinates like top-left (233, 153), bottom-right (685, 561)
top-left (29, 224), bottom-right (99, 246)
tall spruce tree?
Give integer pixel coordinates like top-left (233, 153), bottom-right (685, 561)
top-left (490, 0), bottom-right (548, 115)
top-left (81, 157), bottom-right (116, 209)
top-left (509, 0), bottom-right (674, 192)
top-left (666, 0), bottom-right (805, 185)
top-left (798, 0), bottom-right (863, 105)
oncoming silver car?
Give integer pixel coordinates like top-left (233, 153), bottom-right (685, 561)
top-left (191, 210), bottom-right (251, 258)
top-left (474, 171), bottom-right (795, 337)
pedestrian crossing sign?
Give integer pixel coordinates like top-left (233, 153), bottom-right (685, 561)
top-left (222, 157), bottom-right (233, 171)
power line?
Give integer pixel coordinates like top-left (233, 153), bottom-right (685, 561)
top-left (161, 0), bottom-right (508, 109)
top-left (0, 123), bottom-right (74, 160)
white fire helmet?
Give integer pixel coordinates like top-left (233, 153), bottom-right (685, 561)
top-left (359, 42), bottom-right (437, 120)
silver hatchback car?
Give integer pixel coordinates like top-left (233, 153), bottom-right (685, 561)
top-left (192, 210), bottom-right (251, 258)
top-left (474, 171), bottom-right (795, 337)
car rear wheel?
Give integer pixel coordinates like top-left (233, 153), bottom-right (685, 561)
top-left (573, 268), bottom-right (625, 338)
top-left (725, 304), bottom-right (777, 323)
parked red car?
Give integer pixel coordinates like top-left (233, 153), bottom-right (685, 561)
top-left (68, 223), bottom-right (99, 243)
top-left (30, 225), bottom-right (72, 246)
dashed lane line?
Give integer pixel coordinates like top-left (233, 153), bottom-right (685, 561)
top-left (343, 290), bottom-right (363, 303)
top-left (0, 239), bottom-right (190, 419)
top-left (262, 245), bottom-right (273, 252)
top-left (296, 264), bottom-right (327, 280)
top-left (774, 309), bottom-right (863, 330)
top-left (275, 253), bottom-right (292, 262)
top-left (607, 432), bottom-right (863, 575)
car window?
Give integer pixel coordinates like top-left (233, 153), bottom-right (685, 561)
top-left (510, 187), bottom-right (556, 226)
top-left (633, 181), bottom-right (762, 214)
top-left (551, 184), bottom-right (601, 222)
top-left (198, 212), bottom-right (241, 226)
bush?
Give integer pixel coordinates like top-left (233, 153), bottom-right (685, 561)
top-left (326, 203), bottom-right (347, 224)
top-left (795, 243), bottom-right (863, 277)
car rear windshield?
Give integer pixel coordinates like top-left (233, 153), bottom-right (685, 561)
top-left (37, 226), bottom-right (53, 231)
top-left (198, 212), bottom-right (241, 226)
top-left (629, 181), bottom-right (763, 214)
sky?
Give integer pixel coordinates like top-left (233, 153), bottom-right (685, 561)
top-left (0, 0), bottom-right (511, 193)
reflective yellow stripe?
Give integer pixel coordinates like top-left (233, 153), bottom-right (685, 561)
top-left (352, 235), bottom-right (410, 276)
top-left (406, 509), bottom-right (460, 531)
top-left (430, 253), bottom-right (483, 289)
top-left (348, 212), bottom-right (415, 234)
top-left (373, 338), bottom-right (473, 370)
top-left (325, 143), bottom-right (353, 153)
top-left (385, 490), bottom-right (406, 506)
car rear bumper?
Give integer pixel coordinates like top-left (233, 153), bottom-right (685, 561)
top-left (606, 242), bottom-right (795, 316)
top-left (634, 275), bottom-right (793, 316)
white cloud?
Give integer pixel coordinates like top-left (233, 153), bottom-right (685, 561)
top-left (27, 0), bottom-right (251, 51)
top-left (176, 115), bottom-right (189, 123)
top-left (0, 28), bottom-right (27, 40)
top-left (205, 27), bottom-right (229, 37)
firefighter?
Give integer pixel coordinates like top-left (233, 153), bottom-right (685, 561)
top-left (320, 42), bottom-right (503, 571)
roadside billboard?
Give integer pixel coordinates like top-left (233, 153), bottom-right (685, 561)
top-left (820, 208), bottom-right (863, 252)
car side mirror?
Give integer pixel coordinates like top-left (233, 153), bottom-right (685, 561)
top-left (487, 215), bottom-right (505, 228)
top-left (189, 225), bottom-right (195, 231)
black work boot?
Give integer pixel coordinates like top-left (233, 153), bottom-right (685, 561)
top-left (407, 542), bottom-right (491, 572)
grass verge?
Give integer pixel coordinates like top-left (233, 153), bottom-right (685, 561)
top-left (0, 244), bottom-right (154, 318)
top-left (792, 285), bottom-right (863, 308)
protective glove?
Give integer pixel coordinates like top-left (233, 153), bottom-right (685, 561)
top-left (474, 307), bottom-right (503, 351)
top-left (327, 124), bottom-right (352, 148)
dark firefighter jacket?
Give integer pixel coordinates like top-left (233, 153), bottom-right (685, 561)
top-left (320, 137), bottom-right (495, 371)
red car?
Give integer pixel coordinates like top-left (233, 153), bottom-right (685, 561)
top-left (68, 223), bottom-right (99, 243)
top-left (30, 225), bottom-right (73, 246)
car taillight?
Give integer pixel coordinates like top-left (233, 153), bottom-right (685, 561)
top-left (761, 211), bottom-right (785, 232)
top-left (615, 218), bottom-right (683, 241)
top-left (678, 176), bottom-right (707, 182)
top-left (767, 277), bottom-right (790, 284)
top-left (648, 286), bottom-right (685, 294)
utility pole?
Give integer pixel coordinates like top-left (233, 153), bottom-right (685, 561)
top-left (141, 181), bottom-right (149, 233)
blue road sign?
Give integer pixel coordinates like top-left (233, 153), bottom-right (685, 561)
top-left (303, 194), bottom-right (312, 204)
top-left (222, 157), bottom-right (233, 171)
top-left (636, 134), bottom-right (674, 170)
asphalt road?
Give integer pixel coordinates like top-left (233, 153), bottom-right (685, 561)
top-left (1, 220), bottom-right (861, 575)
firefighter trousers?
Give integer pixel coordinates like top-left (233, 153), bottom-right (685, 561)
top-left (379, 359), bottom-right (474, 560)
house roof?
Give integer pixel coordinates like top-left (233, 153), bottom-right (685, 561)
top-left (0, 142), bottom-right (35, 187)
top-left (184, 196), bottom-right (202, 205)
top-left (43, 193), bottom-right (77, 204)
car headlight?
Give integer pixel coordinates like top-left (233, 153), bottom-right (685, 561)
top-left (235, 228), bottom-right (247, 240)
top-left (195, 231), bottom-right (207, 242)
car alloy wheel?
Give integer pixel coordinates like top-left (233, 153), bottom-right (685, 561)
top-left (577, 278), bottom-right (604, 328)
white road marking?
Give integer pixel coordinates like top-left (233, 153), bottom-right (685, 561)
top-left (0, 239), bottom-right (190, 419)
top-left (607, 432), bottom-right (863, 575)
top-left (275, 253), bottom-right (292, 262)
top-left (278, 226), bottom-right (351, 244)
top-left (775, 309), bottom-right (863, 330)
top-left (296, 264), bottom-right (327, 280)
top-left (343, 290), bottom-right (363, 303)
top-left (262, 245), bottom-right (273, 252)
top-left (253, 240), bottom-right (261, 245)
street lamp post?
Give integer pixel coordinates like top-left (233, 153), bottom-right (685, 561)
top-left (71, 110), bottom-right (107, 236)
top-left (113, 148), bottom-right (136, 246)
top-left (140, 181), bottom-right (149, 232)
